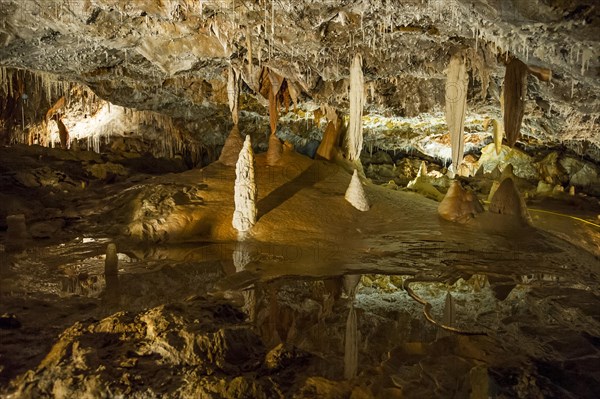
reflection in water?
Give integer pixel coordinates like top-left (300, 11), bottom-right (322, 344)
top-left (233, 239), bottom-right (256, 322)
top-left (343, 274), bottom-right (361, 380)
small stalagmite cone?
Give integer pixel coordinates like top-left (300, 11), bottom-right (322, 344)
top-left (105, 243), bottom-right (118, 275)
top-left (345, 170), bottom-right (370, 211)
top-left (489, 177), bottom-right (531, 224)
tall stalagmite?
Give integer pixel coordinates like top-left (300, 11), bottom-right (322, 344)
top-left (445, 53), bottom-right (468, 172)
top-left (346, 54), bottom-right (364, 162)
top-left (503, 57), bottom-right (528, 148)
top-left (233, 136), bottom-right (257, 232)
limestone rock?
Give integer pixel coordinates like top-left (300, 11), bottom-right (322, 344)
top-left (438, 181), bottom-right (484, 223)
top-left (346, 54), bottom-right (364, 162)
top-left (361, 150), bottom-right (393, 165)
top-left (345, 170), bottom-right (370, 211)
top-left (86, 162), bottom-right (129, 181)
top-left (218, 125), bottom-right (244, 166)
top-left (233, 136), bottom-right (258, 232)
top-left (477, 144), bottom-right (538, 180)
top-left (407, 172), bottom-right (444, 201)
top-left (488, 177), bottom-right (531, 224)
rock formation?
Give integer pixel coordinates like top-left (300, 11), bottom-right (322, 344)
top-left (345, 54), bottom-right (364, 162)
top-left (489, 177), bottom-right (531, 224)
top-left (503, 58), bottom-right (529, 148)
top-left (436, 292), bottom-right (456, 340)
top-left (233, 136), bottom-right (257, 233)
top-left (445, 53), bottom-right (468, 172)
top-left (345, 170), bottom-right (369, 211)
top-left (218, 125), bottom-right (244, 166)
top-left (6, 214), bottom-right (28, 241)
top-left (438, 180), bottom-right (484, 223)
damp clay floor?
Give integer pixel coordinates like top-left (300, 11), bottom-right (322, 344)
top-left (0, 145), bottom-right (599, 398)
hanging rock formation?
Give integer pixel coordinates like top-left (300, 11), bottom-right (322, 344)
top-left (233, 136), bottom-right (257, 232)
top-left (445, 53), bottom-right (469, 173)
top-left (503, 58), bottom-right (529, 148)
top-left (227, 66), bottom-right (240, 126)
top-left (218, 125), bottom-right (244, 166)
top-left (345, 169), bottom-right (370, 211)
top-left (438, 180), bottom-right (484, 223)
top-left (346, 54), bottom-right (364, 162)
top-left (489, 177), bottom-right (531, 224)
top-left (266, 70), bottom-right (284, 166)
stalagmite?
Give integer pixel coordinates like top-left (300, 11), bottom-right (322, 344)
top-left (445, 52), bottom-right (468, 173)
top-left (345, 169), bottom-right (370, 211)
top-left (105, 243), bottom-right (118, 275)
top-left (233, 136), bottom-right (257, 232)
top-left (316, 106), bottom-right (342, 161)
top-left (218, 125), bottom-right (244, 166)
top-left (438, 180), bottom-right (484, 223)
top-left (227, 66), bottom-right (240, 125)
top-left (346, 54), bottom-right (364, 162)
top-left (52, 114), bottom-right (69, 149)
top-left (503, 57), bottom-right (528, 148)
top-left (492, 119), bottom-right (503, 155)
top-left (489, 177), bottom-right (531, 224)
top-left (417, 160), bottom-right (427, 177)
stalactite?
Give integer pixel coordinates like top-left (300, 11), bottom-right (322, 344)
top-left (227, 66), bottom-right (240, 125)
top-left (346, 54), bottom-right (364, 162)
top-left (490, 119), bottom-right (504, 155)
top-left (445, 52), bottom-right (468, 173)
top-left (503, 57), bottom-right (528, 148)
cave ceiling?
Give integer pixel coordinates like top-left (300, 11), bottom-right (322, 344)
top-left (0, 0), bottom-right (598, 153)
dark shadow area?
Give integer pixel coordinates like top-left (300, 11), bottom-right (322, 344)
top-left (257, 163), bottom-right (331, 219)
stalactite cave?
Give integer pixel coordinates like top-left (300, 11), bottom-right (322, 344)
top-left (0, 1), bottom-right (599, 398)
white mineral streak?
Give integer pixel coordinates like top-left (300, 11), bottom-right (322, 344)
top-left (233, 136), bottom-right (257, 232)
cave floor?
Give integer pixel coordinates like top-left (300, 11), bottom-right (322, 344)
top-left (0, 146), bottom-right (599, 398)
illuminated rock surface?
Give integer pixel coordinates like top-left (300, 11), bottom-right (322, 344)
top-left (0, 1), bottom-right (599, 397)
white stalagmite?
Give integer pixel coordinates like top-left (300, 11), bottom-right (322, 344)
top-left (227, 66), bottom-right (240, 125)
top-left (445, 53), bottom-right (468, 172)
top-left (346, 54), bottom-right (364, 161)
top-left (345, 169), bottom-right (370, 211)
top-left (233, 136), bottom-right (257, 232)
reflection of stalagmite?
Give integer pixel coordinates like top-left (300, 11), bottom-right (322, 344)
top-left (436, 292), bottom-right (456, 340)
top-left (6, 214), bottom-right (28, 241)
top-left (105, 243), bottom-right (118, 275)
top-left (345, 170), bottom-right (370, 211)
top-left (445, 53), bottom-right (468, 173)
top-left (233, 136), bottom-right (257, 232)
top-left (233, 240), bottom-right (256, 322)
top-left (346, 54), bottom-right (364, 162)
top-left (218, 125), bottom-right (244, 166)
top-left (343, 274), bottom-right (360, 380)
top-left (489, 177), bottom-right (531, 224)
top-left (438, 181), bottom-right (484, 223)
